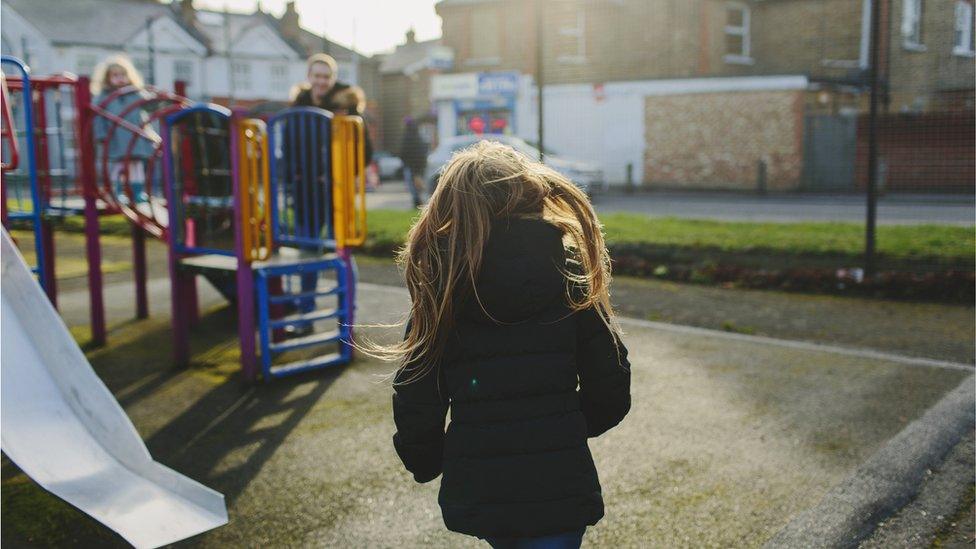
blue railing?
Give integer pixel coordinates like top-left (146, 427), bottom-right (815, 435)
top-left (163, 104), bottom-right (236, 257)
top-left (267, 107), bottom-right (334, 250)
top-left (1, 55), bottom-right (46, 283)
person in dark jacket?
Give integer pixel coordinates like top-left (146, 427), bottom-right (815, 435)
top-left (398, 118), bottom-right (427, 208)
top-left (290, 53), bottom-right (373, 166)
top-left (381, 140), bottom-right (631, 548)
top-left (283, 54), bottom-right (374, 323)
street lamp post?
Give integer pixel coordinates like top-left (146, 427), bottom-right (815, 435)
top-left (865, 0), bottom-right (882, 278)
top-left (535, 0), bottom-right (545, 163)
top-left (146, 17), bottom-right (156, 86)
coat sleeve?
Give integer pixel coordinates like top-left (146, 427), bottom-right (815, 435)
top-left (392, 323), bottom-right (449, 483)
top-left (576, 307), bottom-right (631, 437)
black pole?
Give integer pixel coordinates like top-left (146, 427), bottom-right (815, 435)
top-left (535, 0), bottom-right (545, 163)
top-left (146, 17), bottom-right (156, 86)
top-left (865, 0), bottom-right (881, 278)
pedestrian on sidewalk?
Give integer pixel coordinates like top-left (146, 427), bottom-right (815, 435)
top-left (373, 140), bottom-right (631, 548)
top-left (398, 117), bottom-right (427, 208)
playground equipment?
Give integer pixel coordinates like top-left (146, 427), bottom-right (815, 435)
top-left (164, 105), bottom-right (367, 380)
top-left (1, 56), bottom-right (48, 300)
top-left (1, 55), bottom-right (368, 381)
top-left (1, 228), bottom-right (227, 548)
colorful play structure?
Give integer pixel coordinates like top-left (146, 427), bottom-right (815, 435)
top-left (1, 55), bottom-right (367, 381)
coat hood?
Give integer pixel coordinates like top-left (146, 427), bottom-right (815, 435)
top-left (461, 217), bottom-right (567, 324)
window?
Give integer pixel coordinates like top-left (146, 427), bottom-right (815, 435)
top-left (954, 1), bottom-right (975, 56)
top-left (231, 61), bottom-right (251, 91)
top-left (270, 64), bottom-right (289, 93)
top-left (901, 0), bottom-right (924, 50)
top-left (76, 53), bottom-right (98, 76)
top-left (173, 60), bottom-right (193, 86)
top-left (724, 2), bottom-right (752, 64)
top-left (468, 8), bottom-right (500, 65)
top-left (557, 10), bottom-right (587, 64)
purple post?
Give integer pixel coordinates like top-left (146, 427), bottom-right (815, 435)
top-left (230, 114), bottom-right (257, 381)
top-left (186, 274), bottom-right (200, 326)
top-left (132, 223), bottom-right (148, 318)
top-left (339, 248), bottom-right (356, 359)
top-left (40, 220), bottom-right (57, 308)
top-left (75, 77), bottom-right (106, 347)
top-left (162, 116), bottom-right (189, 367)
top-left (339, 248), bottom-right (356, 326)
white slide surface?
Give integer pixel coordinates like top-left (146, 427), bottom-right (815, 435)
top-left (0, 228), bottom-right (228, 548)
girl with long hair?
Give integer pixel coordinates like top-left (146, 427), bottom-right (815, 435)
top-left (378, 140), bottom-right (631, 548)
top-left (90, 55), bottom-right (155, 202)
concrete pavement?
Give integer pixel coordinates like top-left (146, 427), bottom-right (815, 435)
top-left (3, 269), bottom-right (972, 547)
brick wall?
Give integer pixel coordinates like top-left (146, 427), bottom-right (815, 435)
top-left (643, 90), bottom-right (804, 190)
top-left (438, 0), bottom-right (974, 109)
top-left (886, 0), bottom-right (976, 113)
top-left (855, 111), bottom-right (976, 193)
top-left (378, 69), bottom-right (436, 153)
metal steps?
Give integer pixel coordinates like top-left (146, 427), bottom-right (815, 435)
top-left (269, 352), bottom-right (347, 377)
top-left (269, 307), bottom-right (342, 329)
top-left (254, 256), bottom-right (353, 380)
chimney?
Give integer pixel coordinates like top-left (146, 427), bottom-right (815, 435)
top-left (406, 28), bottom-right (416, 44)
top-left (281, 1), bottom-right (300, 41)
top-left (179, 0), bottom-right (195, 27)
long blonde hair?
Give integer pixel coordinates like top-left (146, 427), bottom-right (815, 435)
top-left (90, 55), bottom-right (144, 95)
top-left (371, 140), bottom-right (619, 384)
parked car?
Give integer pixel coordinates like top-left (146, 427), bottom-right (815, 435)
top-left (424, 135), bottom-right (604, 195)
top-left (373, 151), bottom-right (404, 180)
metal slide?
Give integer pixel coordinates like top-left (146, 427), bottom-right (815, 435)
top-left (0, 228), bottom-right (227, 548)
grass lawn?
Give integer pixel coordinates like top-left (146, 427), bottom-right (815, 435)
top-left (364, 210), bottom-right (973, 265)
top-left (14, 209), bottom-right (974, 266)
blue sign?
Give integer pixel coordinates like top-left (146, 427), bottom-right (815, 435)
top-left (478, 72), bottom-right (519, 97)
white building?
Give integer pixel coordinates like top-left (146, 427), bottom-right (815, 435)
top-left (1, 0), bottom-right (366, 104)
top-left (191, 7), bottom-right (305, 102)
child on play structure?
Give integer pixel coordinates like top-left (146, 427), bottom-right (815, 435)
top-left (91, 55), bottom-right (157, 203)
top-left (376, 140), bottom-right (631, 548)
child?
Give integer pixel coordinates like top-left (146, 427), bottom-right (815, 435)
top-left (91, 55), bottom-right (156, 202)
top-left (382, 140), bottom-right (631, 548)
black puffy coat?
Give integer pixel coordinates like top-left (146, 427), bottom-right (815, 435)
top-left (392, 217), bottom-right (631, 539)
top-left (292, 83), bottom-right (374, 166)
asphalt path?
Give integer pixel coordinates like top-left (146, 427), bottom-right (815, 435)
top-left (4, 275), bottom-right (969, 547)
top-left (367, 183), bottom-right (974, 225)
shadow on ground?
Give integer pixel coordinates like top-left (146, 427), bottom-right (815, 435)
top-left (1, 304), bottom-right (348, 548)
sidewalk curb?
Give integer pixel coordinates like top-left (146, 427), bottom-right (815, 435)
top-left (764, 374), bottom-right (975, 549)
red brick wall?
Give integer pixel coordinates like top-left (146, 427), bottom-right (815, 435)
top-left (855, 112), bottom-right (976, 193)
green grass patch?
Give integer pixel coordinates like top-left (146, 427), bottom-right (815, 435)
top-left (360, 209), bottom-right (973, 265)
top-left (22, 208), bottom-right (974, 266)
top-left (599, 214), bottom-right (974, 263)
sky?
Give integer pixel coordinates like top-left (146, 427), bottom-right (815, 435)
top-left (189, 0), bottom-right (443, 55)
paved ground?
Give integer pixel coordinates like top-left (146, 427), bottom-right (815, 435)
top-left (369, 182), bottom-right (975, 225)
top-left (2, 231), bottom-right (974, 547)
top-left (20, 232), bottom-right (973, 364)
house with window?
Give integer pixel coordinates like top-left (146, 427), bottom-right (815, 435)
top-left (186, 4), bottom-right (304, 104)
top-left (1, 0), bottom-right (370, 105)
top-left (433, 0), bottom-right (974, 191)
top-left (1, 0), bottom-right (208, 93)
top-left (374, 29), bottom-right (454, 152)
